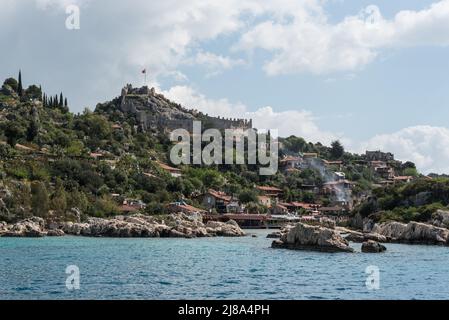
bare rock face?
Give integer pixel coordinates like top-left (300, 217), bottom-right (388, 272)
top-left (0, 217), bottom-right (47, 237)
top-left (361, 240), bottom-right (387, 253)
top-left (59, 214), bottom-right (245, 238)
top-left (431, 210), bottom-right (449, 229)
top-left (272, 223), bottom-right (354, 253)
top-left (344, 230), bottom-right (388, 243)
top-left (47, 229), bottom-right (65, 237)
top-left (372, 221), bottom-right (449, 245)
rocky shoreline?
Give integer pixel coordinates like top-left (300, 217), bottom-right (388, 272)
top-left (269, 218), bottom-right (449, 253)
top-left (0, 213), bottom-right (245, 238)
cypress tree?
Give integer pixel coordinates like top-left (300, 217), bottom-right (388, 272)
top-left (18, 70), bottom-right (23, 96)
top-left (64, 98), bottom-right (68, 107)
top-left (59, 93), bottom-right (63, 107)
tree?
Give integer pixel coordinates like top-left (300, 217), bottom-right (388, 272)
top-left (31, 181), bottom-right (49, 218)
top-left (25, 85), bottom-right (42, 100)
top-left (238, 189), bottom-right (258, 204)
top-left (403, 167), bottom-right (419, 177)
top-left (5, 122), bottom-right (25, 146)
top-left (4, 78), bottom-right (18, 92)
top-left (51, 178), bottom-right (67, 217)
top-left (26, 120), bottom-right (39, 141)
top-left (18, 70), bottom-right (23, 96)
top-left (330, 140), bottom-right (344, 159)
top-left (59, 93), bottom-right (64, 107)
top-left (284, 136), bottom-right (307, 153)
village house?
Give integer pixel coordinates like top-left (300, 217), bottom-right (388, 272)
top-left (323, 160), bottom-right (343, 170)
top-left (375, 166), bottom-right (395, 180)
top-left (280, 202), bottom-right (320, 215)
top-left (118, 199), bottom-right (146, 214)
top-left (256, 185), bottom-right (283, 203)
top-left (226, 201), bottom-right (244, 214)
top-left (394, 176), bottom-right (414, 184)
top-left (318, 206), bottom-right (346, 216)
top-left (167, 201), bottom-right (206, 215)
top-left (322, 180), bottom-right (354, 195)
top-left (258, 195), bottom-right (272, 208)
top-left (369, 160), bottom-right (387, 169)
top-left (279, 155), bottom-right (303, 171)
top-left (157, 161), bottom-right (182, 178)
top-left (271, 203), bottom-right (289, 215)
top-left (201, 189), bottom-right (233, 213)
top-left (333, 172), bottom-right (346, 181)
top-left (302, 152), bottom-right (318, 159)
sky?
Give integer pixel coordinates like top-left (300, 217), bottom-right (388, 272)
top-left (2, 0), bottom-right (449, 174)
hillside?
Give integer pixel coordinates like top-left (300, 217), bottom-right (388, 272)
top-left (0, 73), bottom-right (446, 226)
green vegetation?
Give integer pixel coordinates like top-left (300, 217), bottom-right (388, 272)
top-left (353, 178), bottom-right (449, 223)
top-left (0, 72), bottom-right (447, 225)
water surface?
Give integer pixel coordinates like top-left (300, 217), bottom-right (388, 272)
top-left (1, 229), bottom-right (449, 300)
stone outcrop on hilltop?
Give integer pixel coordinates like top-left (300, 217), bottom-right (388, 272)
top-left (271, 222), bottom-right (354, 253)
top-left (112, 84), bottom-right (252, 133)
top-left (0, 214), bottom-right (245, 238)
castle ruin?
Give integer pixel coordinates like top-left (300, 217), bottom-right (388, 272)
top-left (119, 84), bottom-right (252, 133)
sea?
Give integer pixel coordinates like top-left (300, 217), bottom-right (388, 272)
top-left (1, 229), bottom-right (449, 300)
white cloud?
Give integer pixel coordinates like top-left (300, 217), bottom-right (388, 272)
top-left (234, 0), bottom-right (449, 75)
top-left (163, 86), bottom-right (449, 174)
top-left (192, 51), bottom-right (245, 76)
top-left (163, 85), bottom-right (341, 144)
top-left (163, 85), bottom-right (248, 118)
top-left (359, 125), bottom-right (449, 174)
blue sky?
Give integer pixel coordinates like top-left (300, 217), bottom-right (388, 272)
top-left (2, 0), bottom-right (449, 173)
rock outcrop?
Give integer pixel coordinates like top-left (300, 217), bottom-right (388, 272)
top-left (0, 214), bottom-right (245, 238)
top-left (0, 217), bottom-right (47, 237)
top-left (343, 229), bottom-right (388, 243)
top-left (266, 231), bottom-right (282, 239)
top-left (361, 240), bottom-right (387, 253)
top-left (371, 221), bottom-right (449, 245)
top-left (271, 223), bottom-right (354, 253)
top-left (431, 210), bottom-right (449, 229)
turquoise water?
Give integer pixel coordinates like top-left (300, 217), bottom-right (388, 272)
top-left (1, 229), bottom-right (449, 300)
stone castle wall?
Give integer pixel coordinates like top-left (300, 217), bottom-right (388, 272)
top-left (119, 85), bottom-right (252, 132)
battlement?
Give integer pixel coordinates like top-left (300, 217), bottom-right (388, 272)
top-left (119, 85), bottom-right (252, 133)
top-left (204, 115), bottom-right (252, 130)
top-left (121, 84), bottom-right (155, 97)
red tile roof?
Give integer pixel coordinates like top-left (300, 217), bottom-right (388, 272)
top-left (206, 189), bottom-right (232, 202)
top-left (256, 186), bottom-right (282, 192)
